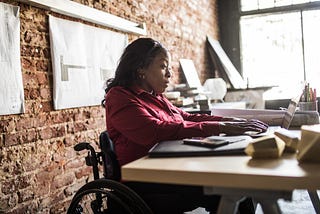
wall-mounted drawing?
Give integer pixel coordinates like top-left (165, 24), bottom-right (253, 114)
top-left (60, 55), bottom-right (86, 81)
top-left (0, 2), bottom-right (25, 115)
top-left (49, 15), bottom-right (128, 110)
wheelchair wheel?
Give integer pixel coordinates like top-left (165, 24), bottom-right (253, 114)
top-left (67, 179), bottom-right (153, 214)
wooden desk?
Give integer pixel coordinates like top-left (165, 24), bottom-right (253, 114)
top-left (122, 153), bottom-right (320, 213)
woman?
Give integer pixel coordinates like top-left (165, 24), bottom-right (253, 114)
top-left (103, 38), bottom-right (267, 213)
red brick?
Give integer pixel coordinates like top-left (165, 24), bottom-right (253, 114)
top-left (66, 148), bottom-right (81, 163)
top-left (35, 59), bottom-right (49, 72)
top-left (21, 45), bottom-right (42, 58)
top-left (90, 106), bottom-right (105, 118)
top-left (63, 136), bottom-right (74, 147)
top-left (50, 111), bottom-right (74, 124)
top-left (0, 118), bottom-right (15, 133)
top-left (2, 175), bottom-right (34, 196)
top-left (21, 57), bottom-right (34, 71)
top-left (17, 189), bottom-right (34, 203)
top-left (39, 88), bottom-right (51, 100)
top-left (51, 172), bottom-right (75, 189)
top-left (75, 166), bottom-right (92, 179)
top-left (40, 191), bottom-right (65, 211)
top-left (40, 101), bottom-right (53, 112)
top-left (25, 88), bottom-right (40, 100)
top-left (74, 110), bottom-right (91, 121)
top-left (35, 171), bottom-right (54, 195)
top-left (65, 158), bottom-right (84, 170)
top-left (39, 126), bottom-right (66, 140)
top-left (64, 180), bottom-right (86, 196)
top-left (4, 133), bottom-right (20, 146)
top-left (22, 72), bottom-right (37, 88)
top-left (16, 117), bottom-right (33, 131)
top-left (73, 122), bottom-right (88, 133)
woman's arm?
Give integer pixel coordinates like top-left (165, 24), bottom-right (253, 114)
top-left (165, 98), bottom-right (268, 133)
top-left (105, 89), bottom-right (221, 147)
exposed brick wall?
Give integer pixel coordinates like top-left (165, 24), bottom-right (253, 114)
top-left (0, 0), bottom-right (218, 213)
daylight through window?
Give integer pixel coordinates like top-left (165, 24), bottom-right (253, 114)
top-left (240, 0), bottom-right (320, 99)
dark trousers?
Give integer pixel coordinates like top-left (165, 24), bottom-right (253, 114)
top-left (124, 182), bottom-right (255, 214)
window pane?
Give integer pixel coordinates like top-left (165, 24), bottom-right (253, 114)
top-left (241, 0), bottom-right (320, 12)
top-left (241, 0), bottom-right (259, 11)
top-left (275, 0), bottom-right (293, 7)
top-left (240, 12), bottom-right (305, 99)
top-left (259, 0), bottom-right (275, 9)
top-left (291, 0), bottom-right (312, 4)
top-left (303, 9), bottom-right (320, 94)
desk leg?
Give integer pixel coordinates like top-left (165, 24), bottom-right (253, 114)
top-left (308, 190), bottom-right (320, 214)
top-left (204, 187), bottom-right (292, 214)
top-left (217, 195), bottom-right (246, 214)
top-left (255, 198), bottom-right (282, 214)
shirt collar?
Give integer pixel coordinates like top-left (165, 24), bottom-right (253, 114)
top-left (130, 85), bottom-right (159, 96)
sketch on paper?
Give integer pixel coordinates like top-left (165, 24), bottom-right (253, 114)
top-left (49, 15), bottom-right (128, 110)
top-left (0, 2), bottom-right (25, 115)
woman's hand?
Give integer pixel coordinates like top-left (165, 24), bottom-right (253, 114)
top-left (220, 116), bottom-right (248, 122)
top-left (219, 119), bottom-right (269, 136)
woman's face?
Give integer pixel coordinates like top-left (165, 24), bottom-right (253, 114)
top-left (139, 52), bottom-right (172, 94)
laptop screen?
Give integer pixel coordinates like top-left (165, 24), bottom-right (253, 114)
top-left (281, 96), bottom-right (300, 129)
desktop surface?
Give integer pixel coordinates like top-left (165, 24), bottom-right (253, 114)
top-left (121, 153), bottom-right (320, 191)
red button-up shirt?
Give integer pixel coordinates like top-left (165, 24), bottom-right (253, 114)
top-left (105, 86), bottom-right (223, 165)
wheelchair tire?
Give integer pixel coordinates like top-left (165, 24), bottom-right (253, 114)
top-left (67, 179), bottom-right (153, 214)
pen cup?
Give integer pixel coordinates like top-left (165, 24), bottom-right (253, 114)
top-left (298, 101), bottom-right (318, 112)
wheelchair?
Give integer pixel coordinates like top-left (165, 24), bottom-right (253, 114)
top-left (67, 131), bottom-right (153, 214)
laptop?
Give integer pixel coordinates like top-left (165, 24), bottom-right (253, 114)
top-left (246, 95), bottom-right (300, 137)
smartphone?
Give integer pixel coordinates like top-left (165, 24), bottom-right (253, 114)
top-left (183, 138), bottom-right (229, 148)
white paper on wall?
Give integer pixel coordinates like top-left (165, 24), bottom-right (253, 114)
top-left (0, 3), bottom-right (25, 115)
top-left (49, 15), bottom-right (128, 110)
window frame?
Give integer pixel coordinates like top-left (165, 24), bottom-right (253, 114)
top-left (218, 0), bottom-right (320, 108)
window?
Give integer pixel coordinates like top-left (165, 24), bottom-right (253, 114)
top-left (239, 0), bottom-right (320, 99)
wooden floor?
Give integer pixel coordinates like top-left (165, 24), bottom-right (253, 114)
top-left (186, 190), bottom-right (318, 214)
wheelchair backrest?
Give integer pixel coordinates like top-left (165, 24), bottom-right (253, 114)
top-left (99, 131), bottom-right (121, 181)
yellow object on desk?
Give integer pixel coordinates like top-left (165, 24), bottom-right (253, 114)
top-left (244, 135), bottom-right (285, 159)
top-left (274, 128), bottom-right (300, 153)
top-left (297, 124), bottom-right (320, 163)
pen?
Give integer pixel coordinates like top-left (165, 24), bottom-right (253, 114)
top-left (301, 83), bottom-right (317, 102)
top-left (307, 83), bottom-right (310, 102)
top-left (304, 84), bottom-right (308, 102)
top-left (309, 88), bottom-right (313, 102)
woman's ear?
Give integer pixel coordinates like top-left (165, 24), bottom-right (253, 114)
top-left (137, 68), bottom-right (145, 79)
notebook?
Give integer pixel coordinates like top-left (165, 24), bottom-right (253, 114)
top-left (148, 135), bottom-right (253, 158)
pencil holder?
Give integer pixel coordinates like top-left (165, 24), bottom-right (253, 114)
top-left (298, 100), bottom-right (318, 112)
